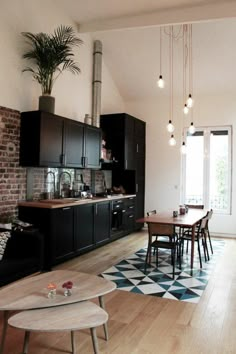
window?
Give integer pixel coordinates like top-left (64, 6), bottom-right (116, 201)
top-left (181, 126), bottom-right (232, 214)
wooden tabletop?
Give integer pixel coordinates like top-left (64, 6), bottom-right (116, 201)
top-left (8, 301), bottom-right (108, 332)
top-left (0, 270), bottom-right (116, 311)
top-left (137, 209), bottom-right (207, 227)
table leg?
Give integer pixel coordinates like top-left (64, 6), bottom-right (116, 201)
top-left (71, 331), bottom-right (76, 354)
top-left (99, 296), bottom-right (108, 341)
top-left (0, 310), bottom-right (9, 354)
top-left (90, 327), bottom-right (99, 354)
top-left (190, 224), bottom-right (196, 269)
top-left (23, 331), bottom-right (30, 354)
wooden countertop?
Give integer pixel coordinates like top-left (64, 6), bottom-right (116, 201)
top-left (18, 194), bottom-right (136, 209)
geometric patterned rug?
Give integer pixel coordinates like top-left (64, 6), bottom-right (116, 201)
top-left (101, 239), bottom-right (225, 303)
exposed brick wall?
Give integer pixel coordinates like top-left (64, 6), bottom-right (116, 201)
top-left (0, 107), bottom-right (26, 219)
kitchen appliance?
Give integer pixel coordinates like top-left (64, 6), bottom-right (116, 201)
top-left (111, 199), bottom-right (125, 237)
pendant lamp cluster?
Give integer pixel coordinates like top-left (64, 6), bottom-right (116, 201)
top-left (157, 24), bottom-right (196, 153)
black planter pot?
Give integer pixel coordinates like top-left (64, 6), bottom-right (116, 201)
top-left (39, 95), bottom-right (55, 113)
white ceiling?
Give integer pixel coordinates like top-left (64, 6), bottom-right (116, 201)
top-left (55, 0), bottom-right (236, 101)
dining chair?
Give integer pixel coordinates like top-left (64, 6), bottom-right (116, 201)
top-left (205, 209), bottom-right (213, 254)
top-left (180, 204), bottom-right (204, 253)
top-left (180, 213), bottom-right (209, 268)
top-left (147, 210), bottom-right (157, 255)
top-left (144, 222), bottom-right (181, 279)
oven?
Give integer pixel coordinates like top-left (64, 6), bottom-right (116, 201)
top-left (111, 199), bottom-right (125, 237)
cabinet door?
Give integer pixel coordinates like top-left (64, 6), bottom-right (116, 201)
top-left (64, 120), bottom-right (84, 168)
top-left (84, 126), bottom-right (101, 169)
top-left (74, 204), bottom-right (94, 253)
top-left (50, 207), bottom-right (75, 264)
top-left (40, 114), bottom-right (64, 166)
top-left (94, 201), bottom-right (110, 245)
top-left (124, 116), bottom-right (135, 170)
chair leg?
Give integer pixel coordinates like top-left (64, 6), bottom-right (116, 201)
top-left (197, 237), bottom-right (202, 268)
top-left (172, 248), bottom-right (176, 279)
top-left (208, 230), bottom-right (214, 254)
top-left (144, 244), bottom-right (151, 273)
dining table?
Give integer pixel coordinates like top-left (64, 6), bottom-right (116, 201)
top-left (137, 208), bottom-right (208, 269)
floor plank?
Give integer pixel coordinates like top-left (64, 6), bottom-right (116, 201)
top-left (1, 230), bottom-right (236, 353)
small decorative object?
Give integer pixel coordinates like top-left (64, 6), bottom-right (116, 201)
top-left (47, 282), bottom-right (57, 298)
top-left (185, 205), bottom-right (189, 213)
top-left (173, 210), bottom-right (178, 218)
top-left (62, 280), bottom-right (73, 296)
top-left (21, 25), bottom-right (83, 113)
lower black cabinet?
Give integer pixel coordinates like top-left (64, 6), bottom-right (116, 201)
top-left (50, 206), bottom-right (75, 264)
top-left (74, 204), bottom-right (94, 253)
top-left (94, 201), bottom-right (110, 245)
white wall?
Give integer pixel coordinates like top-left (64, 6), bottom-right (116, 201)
top-left (0, 0), bottom-right (124, 122)
top-left (126, 93), bottom-right (236, 237)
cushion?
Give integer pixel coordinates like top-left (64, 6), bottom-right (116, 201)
top-left (0, 231), bottom-right (11, 261)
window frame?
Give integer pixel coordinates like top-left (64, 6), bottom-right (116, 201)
top-left (180, 125), bottom-right (232, 215)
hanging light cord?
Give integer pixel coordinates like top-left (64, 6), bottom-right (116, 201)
top-left (160, 27), bottom-right (162, 75)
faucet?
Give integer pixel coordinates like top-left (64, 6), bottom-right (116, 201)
top-left (45, 171), bottom-right (56, 196)
top-left (59, 171), bottom-right (72, 198)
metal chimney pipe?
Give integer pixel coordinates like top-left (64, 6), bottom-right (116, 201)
top-left (92, 40), bottom-right (102, 127)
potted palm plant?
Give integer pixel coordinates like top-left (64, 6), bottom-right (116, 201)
top-left (22, 25), bottom-right (83, 113)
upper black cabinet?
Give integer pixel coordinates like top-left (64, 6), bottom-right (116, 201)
top-left (20, 111), bottom-right (101, 169)
top-left (100, 113), bottom-right (145, 170)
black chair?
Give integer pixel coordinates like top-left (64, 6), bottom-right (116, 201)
top-left (147, 210), bottom-right (157, 255)
top-left (205, 209), bottom-right (213, 254)
top-left (180, 204), bottom-right (204, 253)
top-left (180, 213), bottom-right (209, 268)
top-left (144, 222), bottom-right (181, 279)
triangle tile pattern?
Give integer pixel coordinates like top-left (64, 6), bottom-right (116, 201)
top-left (101, 239), bottom-right (224, 303)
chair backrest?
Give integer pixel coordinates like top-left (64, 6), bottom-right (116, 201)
top-left (185, 204), bottom-right (204, 209)
top-left (147, 210), bottom-right (157, 216)
top-left (148, 222), bottom-right (175, 238)
top-left (199, 214), bottom-right (208, 231)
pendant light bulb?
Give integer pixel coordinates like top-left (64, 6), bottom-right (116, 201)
top-left (186, 94), bottom-right (193, 108)
top-left (167, 120), bottom-right (174, 133)
top-left (157, 75), bottom-right (165, 88)
top-left (183, 104), bottom-right (189, 115)
top-left (180, 142), bottom-right (187, 154)
top-left (188, 122), bottom-right (196, 135)
top-left (169, 134), bottom-right (176, 146)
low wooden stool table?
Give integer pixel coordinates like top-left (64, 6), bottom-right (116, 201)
top-left (8, 301), bottom-right (108, 354)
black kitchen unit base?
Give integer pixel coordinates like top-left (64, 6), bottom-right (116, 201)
top-left (18, 196), bottom-right (136, 270)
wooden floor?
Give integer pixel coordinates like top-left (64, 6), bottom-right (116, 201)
top-left (1, 229), bottom-right (236, 353)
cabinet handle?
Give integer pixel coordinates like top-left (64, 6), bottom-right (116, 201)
top-left (125, 159), bottom-right (127, 169)
top-left (113, 211), bottom-right (118, 215)
top-left (136, 143), bottom-right (139, 153)
top-left (122, 209), bottom-right (126, 213)
top-left (85, 156), bottom-right (88, 167)
top-left (129, 206), bottom-right (134, 209)
top-left (136, 183), bottom-right (138, 193)
top-left (64, 154), bottom-right (67, 166)
top-left (129, 215), bottom-right (134, 218)
top-left (95, 204), bottom-right (97, 215)
top-left (62, 207), bottom-right (71, 210)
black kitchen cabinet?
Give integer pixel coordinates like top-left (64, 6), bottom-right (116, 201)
top-left (84, 125), bottom-right (102, 169)
top-left (94, 201), bottom-right (111, 245)
top-left (123, 197), bottom-right (135, 233)
top-left (20, 110), bottom-right (101, 169)
top-left (100, 113), bottom-right (145, 230)
top-left (74, 203), bottom-right (94, 253)
top-left (18, 205), bottom-right (75, 269)
top-left (50, 206), bottom-right (75, 264)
